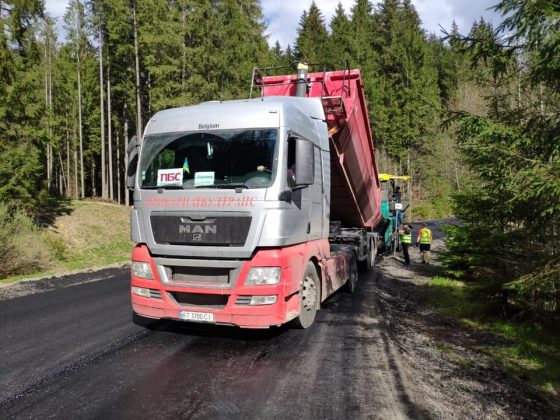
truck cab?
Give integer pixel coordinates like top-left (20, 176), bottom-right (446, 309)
top-left (128, 66), bottom-right (381, 329)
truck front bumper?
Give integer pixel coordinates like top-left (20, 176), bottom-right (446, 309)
top-left (130, 244), bottom-right (302, 328)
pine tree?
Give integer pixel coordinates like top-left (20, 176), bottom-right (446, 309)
top-left (349, 0), bottom-right (376, 66)
top-left (89, 0), bottom-right (107, 199)
top-left (444, 0), bottom-right (560, 316)
top-left (372, 0), bottom-right (440, 161)
top-left (0, 0), bottom-right (47, 209)
top-left (213, 0), bottom-right (270, 99)
top-left (328, 2), bottom-right (351, 68)
top-left (294, 2), bottom-right (329, 66)
top-left (64, 0), bottom-right (88, 198)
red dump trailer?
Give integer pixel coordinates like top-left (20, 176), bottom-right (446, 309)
top-left (259, 67), bottom-right (382, 229)
top-left (129, 64), bottom-right (383, 329)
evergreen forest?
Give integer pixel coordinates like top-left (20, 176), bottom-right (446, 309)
top-left (0, 0), bottom-right (559, 320)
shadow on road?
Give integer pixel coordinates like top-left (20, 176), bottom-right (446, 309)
top-left (156, 320), bottom-right (292, 341)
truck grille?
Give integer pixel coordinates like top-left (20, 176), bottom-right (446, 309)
top-left (149, 289), bottom-right (162, 299)
top-left (168, 292), bottom-right (229, 309)
top-left (235, 296), bottom-right (252, 306)
top-left (172, 266), bottom-right (230, 285)
top-left (150, 214), bottom-right (251, 246)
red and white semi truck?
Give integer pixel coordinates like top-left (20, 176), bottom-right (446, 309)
top-left (127, 64), bottom-right (383, 329)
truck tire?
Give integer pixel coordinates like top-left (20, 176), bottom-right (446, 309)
top-left (370, 238), bottom-right (378, 268)
top-left (132, 312), bottom-right (160, 330)
top-left (344, 254), bottom-right (358, 293)
top-left (292, 262), bottom-right (320, 329)
top-left (358, 239), bottom-right (376, 272)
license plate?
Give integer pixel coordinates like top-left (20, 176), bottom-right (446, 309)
top-left (178, 310), bottom-right (214, 323)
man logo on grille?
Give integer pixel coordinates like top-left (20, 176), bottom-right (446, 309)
top-left (193, 234), bottom-right (202, 241)
top-left (179, 224), bottom-right (217, 235)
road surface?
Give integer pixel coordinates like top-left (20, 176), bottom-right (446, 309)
top-left (0, 220), bottom-right (557, 419)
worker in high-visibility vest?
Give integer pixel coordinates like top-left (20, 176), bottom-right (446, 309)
top-left (398, 223), bottom-right (412, 265)
top-left (416, 223), bottom-right (433, 264)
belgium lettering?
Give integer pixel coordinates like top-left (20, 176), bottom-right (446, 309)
top-left (145, 196), bottom-right (257, 208)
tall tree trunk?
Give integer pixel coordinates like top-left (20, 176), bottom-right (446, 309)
top-left (44, 26), bottom-right (54, 194)
top-left (407, 148), bottom-right (412, 221)
top-left (44, 34), bottom-right (50, 189)
top-left (66, 125), bottom-right (71, 197)
top-left (59, 172), bottom-right (64, 196)
top-left (116, 128), bottom-right (121, 204)
top-left (74, 147), bottom-right (79, 199)
top-left (49, 38), bottom-right (55, 194)
top-left (77, 7), bottom-right (85, 199)
top-left (99, 27), bottom-right (106, 199)
top-left (48, 36), bottom-right (53, 194)
top-left (58, 151), bottom-right (67, 196)
top-left (147, 73), bottom-right (152, 115)
top-left (74, 124), bottom-right (78, 199)
top-left (107, 59), bottom-right (114, 201)
top-left (132, 0), bottom-right (143, 140)
top-left (77, 59), bottom-right (84, 198)
top-left (181, 7), bottom-right (186, 92)
top-left (91, 156), bottom-right (97, 196)
top-left (124, 103), bottom-right (130, 207)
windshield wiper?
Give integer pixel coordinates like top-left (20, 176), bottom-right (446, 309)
top-left (141, 185), bottom-right (184, 190)
top-left (195, 183), bottom-right (249, 189)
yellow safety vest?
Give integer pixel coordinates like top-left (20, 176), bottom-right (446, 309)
top-left (419, 228), bottom-right (432, 244)
top-left (401, 231), bottom-right (412, 244)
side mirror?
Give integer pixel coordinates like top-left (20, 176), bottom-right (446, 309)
top-left (127, 136), bottom-right (139, 190)
top-left (294, 138), bottom-right (314, 187)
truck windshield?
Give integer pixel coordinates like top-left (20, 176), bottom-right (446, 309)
top-left (139, 129), bottom-right (278, 189)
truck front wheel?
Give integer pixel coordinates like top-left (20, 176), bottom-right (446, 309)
top-left (292, 262), bottom-right (320, 329)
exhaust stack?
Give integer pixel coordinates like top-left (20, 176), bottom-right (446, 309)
top-left (295, 63), bottom-right (309, 97)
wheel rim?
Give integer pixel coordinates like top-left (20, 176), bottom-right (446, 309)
top-left (302, 275), bottom-right (317, 312)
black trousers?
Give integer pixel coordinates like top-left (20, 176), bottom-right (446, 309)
top-left (402, 243), bottom-right (410, 265)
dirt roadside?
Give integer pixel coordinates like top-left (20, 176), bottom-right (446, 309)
top-left (0, 264), bottom-right (130, 300)
top-left (375, 220), bottom-right (560, 419)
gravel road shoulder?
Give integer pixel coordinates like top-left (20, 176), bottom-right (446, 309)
top-left (0, 265), bottom-right (130, 301)
top-left (375, 226), bottom-right (559, 419)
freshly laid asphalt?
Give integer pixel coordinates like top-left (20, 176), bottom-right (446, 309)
top-left (2, 219), bottom-right (557, 419)
top-left (0, 267), bottom-right (418, 419)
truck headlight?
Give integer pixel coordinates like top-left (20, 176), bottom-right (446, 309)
top-left (250, 295), bottom-right (277, 305)
top-left (132, 261), bottom-right (153, 280)
top-left (245, 267), bottom-right (281, 285)
top-left (132, 286), bottom-right (151, 298)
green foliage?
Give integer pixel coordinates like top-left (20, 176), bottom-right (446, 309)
top-left (497, 0), bottom-right (560, 88)
top-left (326, 2), bottom-right (351, 68)
top-left (371, 0), bottom-right (441, 158)
top-left (1, 0), bottom-right (461, 211)
top-left (294, 2), bottom-right (329, 65)
top-left (506, 264), bottom-right (560, 316)
top-left (443, 2), bottom-right (560, 320)
top-left (412, 199), bottom-right (453, 221)
top-left (1, 0), bottom-right (273, 208)
top-left (0, 203), bottom-right (51, 278)
top-left (0, 2), bottom-right (46, 210)
top-left (428, 276), bottom-right (560, 391)
top-left (447, 111), bottom-right (560, 314)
